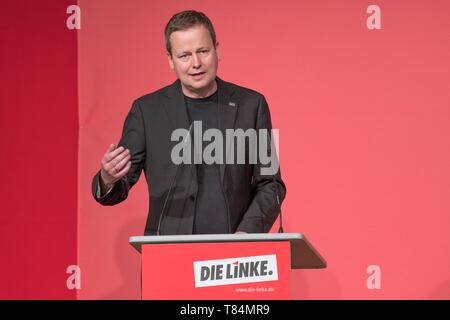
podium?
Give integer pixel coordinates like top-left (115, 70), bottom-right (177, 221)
top-left (130, 233), bottom-right (326, 300)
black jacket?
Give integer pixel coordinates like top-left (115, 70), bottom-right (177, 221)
top-left (92, 77), bottom-right (286, 235)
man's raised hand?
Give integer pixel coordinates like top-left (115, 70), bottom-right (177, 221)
top-left (100, 144), bottom-right (131, 190)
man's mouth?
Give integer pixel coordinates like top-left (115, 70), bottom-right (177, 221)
top-left (190, 72), bottom-right (205, 76)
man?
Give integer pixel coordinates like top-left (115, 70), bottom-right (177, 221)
top-left (92, 10), bottom-right (286, 235)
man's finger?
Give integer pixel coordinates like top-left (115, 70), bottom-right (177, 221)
top-left (112, 154), bottom-right (131, 174)
top-left (104, 146), bottom-right (126, 162)
top-left (102, 144), bottom-right (117, 163)
top-left (113, 160), bottom-right (131, 178)
top-left (109, 149), bottom-right (130, 168)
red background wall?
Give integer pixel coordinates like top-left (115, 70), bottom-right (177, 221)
top-left (0, 1), bottom-right (78, 299)
top-left (0, 0), bottom-right (449, 300)
top-left (78, 0), bottom-right (450, 299)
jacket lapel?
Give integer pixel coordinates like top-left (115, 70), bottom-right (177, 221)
top-left (216, 77), bottom-right (238, 183)
top-left (163, 79), bottom-right (191, 132)
top-left (163, 79), bottom-right (196, 181)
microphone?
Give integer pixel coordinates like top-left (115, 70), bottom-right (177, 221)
top-left (275, 179), bottom-right (284, 233)
top-left (157, 122), bottom-right (194, 236)
top-left (269, 130), bottom-right (284, 233)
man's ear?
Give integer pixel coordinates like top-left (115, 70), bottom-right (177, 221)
top-left (215, 41), bottom-right (220, 61)
top-left (167, 52), bottom-right (174, 70)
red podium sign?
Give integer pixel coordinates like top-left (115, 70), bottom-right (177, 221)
top-left (130, 233), bottom-right (326, 300)
top-left (142, 241), bottom-right (290, 300)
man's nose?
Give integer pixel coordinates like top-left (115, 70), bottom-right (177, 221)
top-left (192, 53), bottom-right (201, 69)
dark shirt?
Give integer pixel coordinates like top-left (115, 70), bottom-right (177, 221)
top-left (184, 90), bottom-right (229, 234)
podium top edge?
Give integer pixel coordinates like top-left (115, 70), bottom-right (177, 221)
top-left (129, 233), bottom-right (304, 247)
top-left (129, 233), bottom-right (327, 269)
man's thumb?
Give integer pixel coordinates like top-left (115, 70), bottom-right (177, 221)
top-left (107, 143), bottom-right (116, 152)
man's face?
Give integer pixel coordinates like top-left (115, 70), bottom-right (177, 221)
top-left (167, 24), bottom-right (220, 97)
